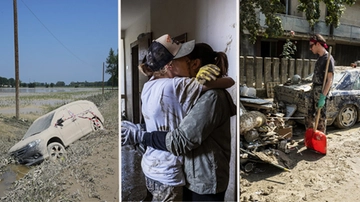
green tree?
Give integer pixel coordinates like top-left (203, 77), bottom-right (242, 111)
top-left (0, 77), bottom-right (8, 86)
top-left (105, 48), bottom-right (118, 88)
top-left (28, 82), bottom-right (36, 88)
top-left (8, 78), bottom-right (15, 87)
top-left (298, 0), bottom-right (356, 29)
top-left (240, 0), bottom-right (355, 43)
top-left (55, 81), bottom-right (65, 87)
top-left (280, 39), bottom-right (297, 58)
top-left (240, 0), bottom-right (285, 43)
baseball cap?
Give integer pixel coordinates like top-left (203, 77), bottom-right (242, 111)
top-left (145, 34), bottom-right (195, 71)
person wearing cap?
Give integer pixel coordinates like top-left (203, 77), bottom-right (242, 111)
top-left (122, 42), bottom-right (235, 201)
top-left (305, 34), bottom-right (334, 133)
top-left (125, 34), bottom-right (234, 201)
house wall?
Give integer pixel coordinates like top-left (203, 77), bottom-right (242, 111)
top-left (339, 2), bottom-right (360, 26)
top-left (241, 1), bottom-right (360, 64)
top-left (122, 4), bottom-right (151, 121)
top-left (150, 0), bottom-right (237, 82)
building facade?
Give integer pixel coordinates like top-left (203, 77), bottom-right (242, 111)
top-left (241, 0), bottom-right (360, 66)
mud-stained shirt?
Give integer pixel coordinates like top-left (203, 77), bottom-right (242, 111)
top-left (140, 76), bottom-right (203, 186)
top-left (312, 51), bottom-right (335, 85)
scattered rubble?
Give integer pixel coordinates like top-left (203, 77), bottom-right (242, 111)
top-left (240, 95), bottom-right (296, 173)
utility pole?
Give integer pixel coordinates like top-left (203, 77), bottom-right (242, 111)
top-left (102, 62), bottom-right (104, 94)
top-left (13, 0), bottom-right (20, 120)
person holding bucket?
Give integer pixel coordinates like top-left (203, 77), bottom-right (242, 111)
top-left (305, 34), bottom-right (334, 134)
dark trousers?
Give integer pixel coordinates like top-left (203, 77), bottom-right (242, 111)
top-left (305, 85), bottom-right (327, 133)
top-left (182, 186), bottom-right (225, 201)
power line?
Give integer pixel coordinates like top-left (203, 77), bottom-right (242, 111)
top-left (19, 0), bottom-right (92, 67)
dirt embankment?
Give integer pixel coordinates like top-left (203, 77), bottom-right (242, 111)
top-left (240, 124), bottom-right (360, 202)
top-left (0, 90), bottom-right (119, 202)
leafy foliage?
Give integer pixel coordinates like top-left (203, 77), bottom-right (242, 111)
top-left (298, 0), bottom-right (356, 28)
top-left (105, 48), bottom-right (118, 88)
top-left (280, 39), bottom-right (297, 58)
top-left (240, 0), bottom-right (285, 43)
top-left (297, 0), bottom-right (321, 28)
top-left (241, 0), bottom-right (356, 43)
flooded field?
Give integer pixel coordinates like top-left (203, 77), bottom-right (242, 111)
top-left (0, 87), bottom-right (104, 115)
top-left (0, 87), bottom-right (115, 200)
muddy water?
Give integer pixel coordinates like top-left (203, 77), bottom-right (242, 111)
top-left (0, 87), bottom-right (103, 115)
top-left (0, 87), bottom-right (101, 96)
top-left (0, 164), bottom-right (31, 197)
top-left (121, 145), bottom-right (147, 201)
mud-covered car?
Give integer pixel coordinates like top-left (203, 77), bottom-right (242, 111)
top-left (9, 100), bottom-right (104, 166)
top-left (274, 66), bottom-right (360, 129)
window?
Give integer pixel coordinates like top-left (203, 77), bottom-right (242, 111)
top-left (280, 0), bottom-right (289, 15)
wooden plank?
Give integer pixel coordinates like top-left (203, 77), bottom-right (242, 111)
top-left (246, 56), bottom-right (255, 87)
top-left (240, 56), bottom-right (245, 84)
top-left (272, 58), bottom-right (280, 82)
top-left (303, 59), bottom-right (310, 77)
top-left (264, 57), bottom-right (272, 85)
top-left (288, 58), bottom-right (295, 78)
top-left (296, 58), bottom-right (303, 77)
top-left (310, 59), bottom-right (316, 74)
top-left (241, 101), bottom-right (273, 110)
top-left (280, 58), bottom-right (288, 83)
top-left (255, 57), bottom-right (263, 88)
top-left (266, 82), bottom-right (280, 98)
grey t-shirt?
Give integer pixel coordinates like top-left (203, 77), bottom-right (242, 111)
top-left (312, 52), bottom-right (335, 85)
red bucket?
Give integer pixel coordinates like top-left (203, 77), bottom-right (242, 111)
top-left (304, 128), bottom-right (327, 154)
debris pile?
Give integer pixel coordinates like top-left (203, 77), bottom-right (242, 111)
top-left (240, 102), bottom-right (294, 172)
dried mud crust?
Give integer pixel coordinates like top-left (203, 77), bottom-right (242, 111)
top-left (240, 124), bottom-right (360, 202)
top-left (0, 91), bottom-right (119, 202)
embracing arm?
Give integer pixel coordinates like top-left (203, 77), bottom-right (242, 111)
top-left (142, 90), bottom-right (233, 155)
top-left (201, 77), bottom-right (235, 91)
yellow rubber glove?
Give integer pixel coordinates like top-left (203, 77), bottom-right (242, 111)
top-left (195, 64), bottom-right (220, 84)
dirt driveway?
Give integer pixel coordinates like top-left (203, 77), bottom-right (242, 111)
top-left (240, 123), bottom-right (360, 202)
top-left (0, 89), bottom-right (119, 202)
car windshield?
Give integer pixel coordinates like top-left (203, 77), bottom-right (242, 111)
top-left (330, 71), bottom-right (346, 89)
top-left (23, 112), bottom-right (55, 139)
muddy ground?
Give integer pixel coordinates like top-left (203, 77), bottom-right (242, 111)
top-left (0, 89), bottom-right (119, 202)
top-left (240, 122), bottom-right (360, 202)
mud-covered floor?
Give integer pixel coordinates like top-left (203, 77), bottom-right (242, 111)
top-left (121, 146), bottom-right (147, 201)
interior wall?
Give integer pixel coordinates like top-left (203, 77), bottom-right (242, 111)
top-left (195, 0), bottom-right (237, 79)
top-left (123, 6), bottom-right (151, 121)
top-left (151, 0), bottom-right (237, 96)
top-left (150, 0), bottom-right (197, 40)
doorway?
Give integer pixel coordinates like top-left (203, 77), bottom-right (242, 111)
top-left (129, 32), bottom-right (152, 124)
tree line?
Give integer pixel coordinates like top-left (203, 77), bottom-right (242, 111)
top-left (0, 48), bottom-right (118, 88)
top-left (0, 79), bottom-right (114, 88)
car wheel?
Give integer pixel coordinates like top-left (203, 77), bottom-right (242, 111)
top-left (92, 117), bottom-right (104, 131)
top-left (334, 104), bottom-right (358, 129)
top-left (47, 142), bottom-right (66, 161)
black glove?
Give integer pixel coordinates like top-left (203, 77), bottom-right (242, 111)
top-left (121, 120), bottom-right (146, 146)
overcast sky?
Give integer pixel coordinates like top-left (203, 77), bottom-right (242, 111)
top-left (0, 0), bottom-right (118, 85)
